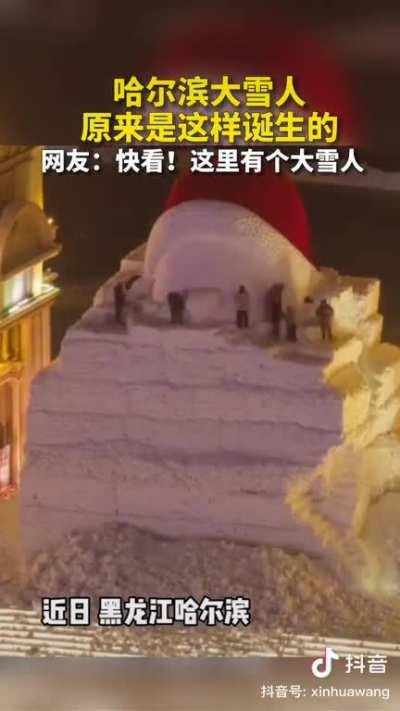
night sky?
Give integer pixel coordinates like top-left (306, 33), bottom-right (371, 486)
top-left (0, 0), bottom-right (399, 346)
top-left (0, 0), bottom-right (397, 154)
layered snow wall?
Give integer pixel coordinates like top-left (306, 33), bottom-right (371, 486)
top-left (21, 314), bottom-right (343, 556)
top-left (20, 227), bottom-right (400, 593)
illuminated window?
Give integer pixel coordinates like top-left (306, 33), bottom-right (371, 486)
top-left (2, 268), bottom-right (35, 312)
top-left (0, 326), bottom-right (20, 362)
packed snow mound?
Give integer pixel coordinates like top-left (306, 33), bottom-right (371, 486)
top-left (10, 522), bottom-right (400, 643)
top-left (144, 201), bottom-right (320, 320)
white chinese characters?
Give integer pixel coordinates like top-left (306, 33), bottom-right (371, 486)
top-left (41, 595), bottom-right (251, 627)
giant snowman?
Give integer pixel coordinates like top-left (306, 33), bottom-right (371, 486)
top-left (20, 170), bottom-right (400, 595)
top-left (144, 200), bottom-right (318, 324)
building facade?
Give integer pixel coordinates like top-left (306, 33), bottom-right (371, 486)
top-left (0, 146), bottom-right (60, 499)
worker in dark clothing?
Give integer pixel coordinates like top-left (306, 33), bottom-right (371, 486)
top-left (264, 285), bottom-right (270, 322)
top-left (285, 305), bottom-right (297, 342)
top-left (113, 275), bottom-right (140, 326)
top-left (167, 291), bottom-right (185, 324)
top-left (316, 299), bottom-right (334, 340)
top-left (114, 281), bottom-right (127, 325)
top-left (269, 283), bottom-right (284, 340)
top-left (235, 285), bottom-right (250, 328)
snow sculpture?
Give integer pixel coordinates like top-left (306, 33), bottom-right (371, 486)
top-left (144, 200), bottom-right (320, 322)
top-left (19, 176), bottom-right (400, 598)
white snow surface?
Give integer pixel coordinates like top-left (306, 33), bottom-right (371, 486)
top-left (144, 201), bottom-right (320, 321)
top-left (22, 311), bottom-right (343, 559)
top-left (3, 522), bottom-right (400, 651)
top-left (19, 221), bottom-right (400, 598)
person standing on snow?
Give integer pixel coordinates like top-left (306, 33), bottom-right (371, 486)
top-left (235, 285), bottom-right (250, 328)
top-left (316, 299), bottom-right (334, 341)
top-left (113, 275), bottom-right (140, 326)
top-left (269, 283), bottom-right (284, 340)
top-left (285, 305), bottom-right (297, 342)
top-left (167, 291), bottom-right (185, 324)
top-left (114, 280), bottom-right (128, 326)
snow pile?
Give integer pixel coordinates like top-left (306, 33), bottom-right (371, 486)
top-left (6, 523), bottom-right (400, 644)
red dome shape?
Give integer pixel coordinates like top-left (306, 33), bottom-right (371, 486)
top-left (152, 13), bottom-right (360, 144)
top-left (166, 172), bottom-right (313, 261)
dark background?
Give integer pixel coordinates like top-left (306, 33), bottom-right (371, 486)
top-left (0, 0), bottom-right (398, 346)
top-left (0, 0), bottom-right (397, 155)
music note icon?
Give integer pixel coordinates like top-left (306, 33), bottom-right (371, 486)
top-left (311, 647), bottom-right (340, 678)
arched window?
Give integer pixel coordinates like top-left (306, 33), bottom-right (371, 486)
top-left (1, 203), bottom-right (54, 276)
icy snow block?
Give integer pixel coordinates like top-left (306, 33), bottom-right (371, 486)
top-left (22, 457), bottom-right (117, 515)
top-left (362, 434), bottom-right (400, 493)
top-left (358, 314), bottom-right (383, 347)
top-left (192, 385), bottom-right (341, 431)
top-left (125, 416), bottom-right (222, 454)
top-left (126, 384), bottom-right (195, 420)
top-left (24, 444), bottom-right (122, 483)
top-left (128, 323), bottom-right (164, 347)
top-left (324, 337), bottom-right (364, 382)
top-left (220, 420), bottom-right (339, 465)
top-left (115, 480), bottom-right (293, 530)
top-left (57, 341), bottom-right (132, 380)
top-left (355, 390), bottom-right (400, 449)
top-left (224, 352), bottom-right (328, 391)
top-left (343, 374), bottom-right (372, 438)
top-left (160, 325), bottom-right (227, 351)
top-left (29, 373), bottom-right (129, 416)
top-left (327, 362), bottom-right (371, 438)
top-left (184, 288), bottom-right (225, 325)
top-left (362, 343), bottom-right (400, 407)
top-left (59, 336), bottom-right (164, 384)
top-left (27, 411), bottom-right (124, 446)
top-left (163, 348), bottom-right (226, 387)
top-left (327, 279), bottom-right (380, 339)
